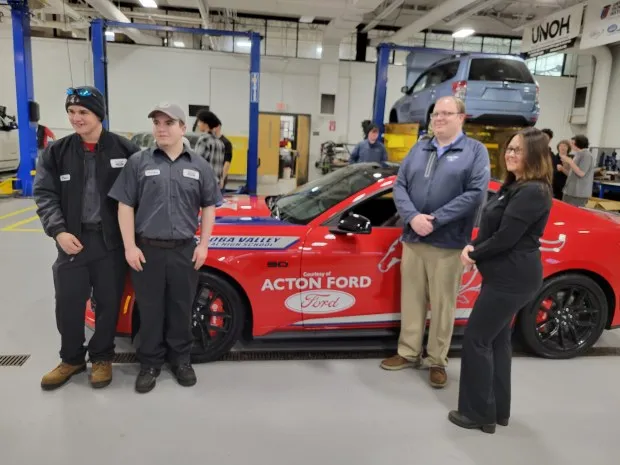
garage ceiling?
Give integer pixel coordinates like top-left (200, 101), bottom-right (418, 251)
top-left (3, 0), bottom-right (587, 42)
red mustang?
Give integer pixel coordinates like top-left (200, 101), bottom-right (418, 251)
top-left (86, 163), bottom-right (620, 362)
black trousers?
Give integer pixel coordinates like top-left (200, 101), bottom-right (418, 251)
top-left (457, 282), bottom-right (537, 425)
top-left (52, 229), bottom-right (127, 365)
top-left (131, 239), bottom-right (198, 369)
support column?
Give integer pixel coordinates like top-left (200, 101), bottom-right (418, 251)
top-left (9, 0), bottom-right (36, 197)
top-left (247, 32), bottom-right (261, 195)
top-left (371, 43), bottom-right (392, 135)
top-left (91, 18), bottom-right (109, 129)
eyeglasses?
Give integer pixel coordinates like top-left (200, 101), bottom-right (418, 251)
top-left (66, 87), bottom-right (93, 97)
top-left (430, 111), bottom-right (462, 119)
top-left (505, 146), bottom-right (523, 155)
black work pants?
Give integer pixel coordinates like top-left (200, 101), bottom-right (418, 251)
top-left (457, 282), bottom-right (537, 425)
top-left (131, 239), bottom-right (198, 369)
top-left (52, 230), bottom-right (127, 365)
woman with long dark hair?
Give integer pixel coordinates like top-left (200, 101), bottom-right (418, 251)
top-left (448, 127), bottom-right (553, 434)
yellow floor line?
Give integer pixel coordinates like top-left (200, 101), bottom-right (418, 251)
top-left (0, 205), bottom-right (36, 220)
top-left (1, 215), bottom-right (40, 231)
top-left (1, 228), bottom-right (43, 232)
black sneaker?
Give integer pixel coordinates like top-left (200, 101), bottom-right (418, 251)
top-left (135, 367), bottom-right (161, 394)
top-left (170, 363), bottom-right (197, 387)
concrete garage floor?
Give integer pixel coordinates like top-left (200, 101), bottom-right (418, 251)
top-left (1, 197), bottom-right (619, 465)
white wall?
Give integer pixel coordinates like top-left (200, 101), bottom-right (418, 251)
top-left (0, 25), bottom-right (583, 180)
top-left (602, 44), bottom-right (620, 148)
top-left (533, 75), bottom-right (577, 143)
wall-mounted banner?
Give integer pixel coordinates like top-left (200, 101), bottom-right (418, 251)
top-left (581, 0), bottom-right (620, 49)
top-left (521, 4), bottom-right (584, 57)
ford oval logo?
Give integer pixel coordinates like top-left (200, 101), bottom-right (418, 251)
top-left (608, 24), bottom-right (618, 33)
top-left (285, 290), bottom-right (356, 314)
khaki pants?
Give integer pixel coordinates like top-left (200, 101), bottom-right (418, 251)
top-left (398, 242), bottom-right (463, 367)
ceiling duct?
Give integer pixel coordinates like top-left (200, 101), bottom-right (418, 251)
top-left (83, 0), bottom-right (161, 45)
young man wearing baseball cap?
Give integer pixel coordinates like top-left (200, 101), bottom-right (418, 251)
top-left (33, 86), bottom-right (140, 391)
top-left (109, 102), bottom-right (222, 394)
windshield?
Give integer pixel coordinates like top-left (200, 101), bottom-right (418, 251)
top-left (271, 163), bottom-right (395, 225)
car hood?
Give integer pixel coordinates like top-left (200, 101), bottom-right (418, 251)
top-left (212, 195), bottom-right (279, 224)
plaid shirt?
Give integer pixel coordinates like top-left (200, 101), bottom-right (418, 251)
top-left (194, 132), bottom-right (226, 183)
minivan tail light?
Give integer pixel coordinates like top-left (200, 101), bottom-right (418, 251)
top-left (535, 82), bottom-right (540, 106)
top-left (452, 80), bottom-right (467, 99)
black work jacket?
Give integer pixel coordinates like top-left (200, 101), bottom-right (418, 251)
top-left (33, 128), bottom-right (140, 250)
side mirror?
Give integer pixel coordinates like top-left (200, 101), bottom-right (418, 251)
top-left (330, 212), bottom-right (372, 235)
top-left (401, 85), bottom-right (408, 93)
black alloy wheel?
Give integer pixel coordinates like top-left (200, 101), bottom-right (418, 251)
top-left (519, 274), bottom-right (608, 359)
top-left (190, 272), bottom-right (246, 363)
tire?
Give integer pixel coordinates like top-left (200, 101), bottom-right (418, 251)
top-left (190, 271), bottom-right (246, 363)
top-left (518, 273), bottom-right (608, 359)
top-left (389, 110), bottom-right (398, 123)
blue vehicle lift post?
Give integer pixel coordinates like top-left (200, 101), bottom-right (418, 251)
top-left (8, 0), bottom-right (37, 196)
top-left (90, 20), bottom-right (263, 195)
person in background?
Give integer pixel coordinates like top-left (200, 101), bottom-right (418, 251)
top-left (381, 96), bottom-right (490, 389)
top-left (349, 123), bottom-right (388, 166)
top-left (195, 110), bottom-right (231, 191)
top-left (33, 86), bottom-right (139, 391)
top-left (109, 102), bottom-right (222, 394)
top-left (560, 135), bottom-right (595, 207)
top-left (541, 128), bottom-right (564, 199)
top-left (553, 139), bottom-right (571, 198)
top-left (36, 122), bottom-right (56, 150)
top-left (449, 127), bottom-right (553, 434)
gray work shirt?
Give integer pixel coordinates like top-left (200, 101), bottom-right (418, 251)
top-left (108, 147), bottom-right (223, 240)
top-left (82, 149), bottom-right (101, 224)
top-left (563, 149), bottom-right (595, 199)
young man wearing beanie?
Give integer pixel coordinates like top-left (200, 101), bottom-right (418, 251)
top-left (109, 102), bottom-right (222, 393)
top-left (33, 86), bottom-right (140, 391)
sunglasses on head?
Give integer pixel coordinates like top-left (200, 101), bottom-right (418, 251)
top-left (66, 87), bottom-right (94, 97)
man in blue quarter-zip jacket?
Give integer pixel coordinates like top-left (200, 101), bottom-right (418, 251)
top-left (349, 123), bottom-right (388, 166)
top-left (381, 96), bottom-right (490, 389)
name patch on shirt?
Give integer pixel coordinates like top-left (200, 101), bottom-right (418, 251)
top-left (110, 158), bottom-right (127, 168)
top-left (183, 169), bottom-right (200, 180)
top-left (145, 169), bottom-right (160, 177)
top-left (60, 174), bottom-right (71, 182)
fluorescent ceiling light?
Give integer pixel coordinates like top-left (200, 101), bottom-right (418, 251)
top-left (173, 41), bottom-right (185, 47)
top-left (139, 0), bottom-right (158, 7)
top-left (452, 28), bottom-right (475, 38)
top-left (236, 40), bottom-right (251, 48)
top-left (299, 16), bottom-right (314, 23)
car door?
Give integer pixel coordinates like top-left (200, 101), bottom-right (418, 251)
top-left (298, 188), bottom-right (402, 330)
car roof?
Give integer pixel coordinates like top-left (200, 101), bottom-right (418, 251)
top-left (431, 52), bottom-right (527, 66)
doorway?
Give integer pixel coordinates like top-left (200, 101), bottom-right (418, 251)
top-left (258, 112), bottom-right (311, 186)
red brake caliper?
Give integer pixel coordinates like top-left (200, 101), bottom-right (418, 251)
top-left (208, 291), bottom-right (225, 338)
top-left (536, 298), bottom-right (552, 333)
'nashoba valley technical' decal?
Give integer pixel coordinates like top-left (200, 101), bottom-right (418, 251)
top-left (207, 236), bottom-right (299, 250)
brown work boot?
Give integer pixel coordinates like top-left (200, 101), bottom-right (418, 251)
top-left (430, 366), bottom-right (447, 388)
top-left (90, 361), bottom-right (113, 389)
top-left (380, 354), bottom-right (421, 371)
top-left (41, 362), bottom-right (86, 391)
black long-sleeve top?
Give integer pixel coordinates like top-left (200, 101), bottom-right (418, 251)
top-left (469, 180), bottom-right (553, 292)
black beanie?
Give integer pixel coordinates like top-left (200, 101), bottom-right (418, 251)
top-left (65, 86), bottom-right (106, 121)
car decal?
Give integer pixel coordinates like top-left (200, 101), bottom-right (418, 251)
top-left (292, 309), bottom-right (472, 326)
top-left (215, 216), bottom-right (297, 226)
top-left (207, 235), bottom-right (300, 250)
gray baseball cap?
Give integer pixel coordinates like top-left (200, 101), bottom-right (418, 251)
top-left (147, 102), bottom-right (186, 124)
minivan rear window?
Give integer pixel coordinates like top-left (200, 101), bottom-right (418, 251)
top-left (468, 58), bottom-right (535, 83)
